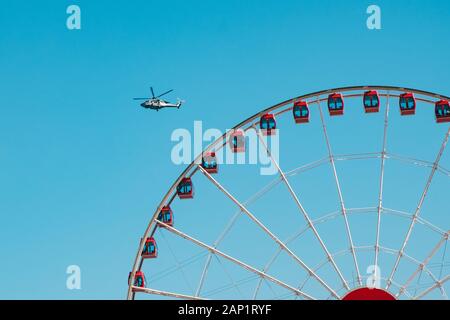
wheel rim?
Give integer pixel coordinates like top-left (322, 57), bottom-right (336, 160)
top-left (128, 86), bottom-right (450, 300)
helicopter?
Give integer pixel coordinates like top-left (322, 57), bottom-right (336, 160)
top-left (133, 87), bottom-right (184, 111)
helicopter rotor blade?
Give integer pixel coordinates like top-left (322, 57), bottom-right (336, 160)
top-left (133, 98), bottom-right (150, 100)
top-left (156, 89), bottom-right (173, 98)
top-left (150, 87), bottom-right (155, 99)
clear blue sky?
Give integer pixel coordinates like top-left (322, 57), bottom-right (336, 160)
top-left (0, 0), bottom-right (449, 299)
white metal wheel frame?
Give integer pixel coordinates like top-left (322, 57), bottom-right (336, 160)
top-left (127, 86), bottom-right (450, 300)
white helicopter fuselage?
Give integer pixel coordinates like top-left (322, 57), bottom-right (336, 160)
top-left (134, 87), bottom-right (183, 111)
top-left (140, 99), bottom-right (181, 110)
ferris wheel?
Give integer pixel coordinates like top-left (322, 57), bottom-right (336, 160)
top-left (127, 86), bottom-right (450, 300)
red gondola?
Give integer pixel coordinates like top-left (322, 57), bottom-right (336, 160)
top-left (399, 92), bottom-right (416, 116)
top-left (229, 130), bottom-right (245, 153)
top-left (260, 113), bottom-right (276, 135)
top-left (129, 271), bottom-right (146, 290)
top-left (435, 100), bottom-right (450, 123)
top-left (293, 101), bottom-right (309, 123)
top-left (177, 177), bottom-right (194, 199)
top-left (363, 90), bottom-right (380, 113)
top-left (328, 93), bottom-right (344, 116)
top-left (141, 237), bottom-right (157, 259)
top-left (201, 152), bottom-right (218, 174)
top-left (157, 205), bottom-right (173, 227)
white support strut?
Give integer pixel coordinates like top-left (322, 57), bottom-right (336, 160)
top-left (317, 100), bottom-right (362, 286)
top-left (198, 165), bottom-right (340, 299)
top-left (156, 220), bottom-right (316, 300)
top-left (386, 127), bottom-right (450, 290)
top-left (374, 93), bottom-right (390, 272)
top-left (255, 125), bottom-right (350, 290)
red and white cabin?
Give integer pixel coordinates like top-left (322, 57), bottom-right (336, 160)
top-left (229, 130), bottom-right (245, 153)
top-left (435, 100), bottom-right (450, 123)
top-left (177, 177), bottom-right (193, 199)
top-left (201, 152), bottom-right (218, 174)
top-left (363, 90), bottom-right (380, 113)
top-left (157, 205), bottom-right (174, 227)
top-left (260, 113), bottom-right (277, 135)
top-left (293, 101), bottom-right (309, 123)
top-left (399, 92), bottom-right (416, 116)
top-left (141, 237), bottom-right (157, 259)
top-left (328, 93), bottom-right (344, 116)
top-left (129, 271), bottom-right (146, 291)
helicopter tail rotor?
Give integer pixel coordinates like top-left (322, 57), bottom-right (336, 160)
top-left (176, 98), bottom-right (185, 109)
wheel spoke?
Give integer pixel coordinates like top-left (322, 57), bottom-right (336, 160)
top-left (386, 127), bottom-right (450, 290)
top-left (198, 165), bottom-right (340, 298)
top-left (387, 152), bottom-right (450, 177)
top-left (374, 93), bottom-right (390, 273)
top-left (382, 207), bottom-right (447, 236)
top-left (195, 252), bottom-right (214, 297)
top-left (156, 220), bottom-right (317, 300)
top-left (133, 287), bottom-right (206, 300)
top-left (413, 275), bottom-right (450, 300)
top-left (317, 100), bottom-right (362, 286)
top-left (195, 208), bottom-right (242, 297)
top-left (253, 207), bottom-right (377, 298)
top-left (396, 231), bottom-right (450, 297)
top-left (212, 254), bottom-right (246, 298)
top-left (380, 245), bottom-right (448, 298)
top-left (255, 125), bottom-right (350, 290)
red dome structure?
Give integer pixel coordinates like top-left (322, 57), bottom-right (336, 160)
top-left (342, 287), bottom-right (396, 300)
